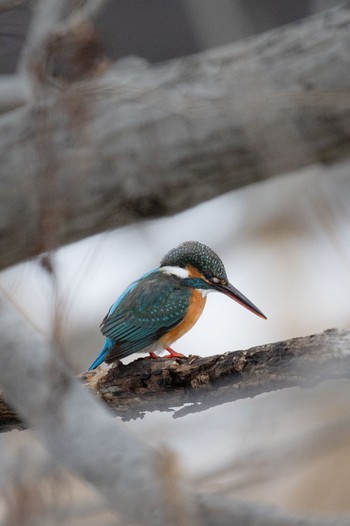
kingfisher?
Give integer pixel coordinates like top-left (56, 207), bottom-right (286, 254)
top-left (88, 241), bottom-right (266, 370)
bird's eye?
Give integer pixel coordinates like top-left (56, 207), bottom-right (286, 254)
top-left (211, 277), bottom-right (220, 284)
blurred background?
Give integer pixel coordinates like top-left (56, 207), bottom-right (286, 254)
top-left (1, 1), bottom-right (350, 524)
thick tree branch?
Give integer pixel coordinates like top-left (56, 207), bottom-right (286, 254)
top-left (1, 5), bottom-right (350, 269)
top-left (81, 327), bottom-right (350, 418)
top-left (1, 328), bottom-right (350, 431)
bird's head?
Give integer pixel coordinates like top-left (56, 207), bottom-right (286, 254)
top-left (160, 241), bottom-right (266, 319)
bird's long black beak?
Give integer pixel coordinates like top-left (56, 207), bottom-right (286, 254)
top-left (215, 282), bottom-right (267, 319)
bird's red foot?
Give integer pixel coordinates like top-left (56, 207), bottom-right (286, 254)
top-left (146, 352), bottom-right (159, 359)
top-left (165, 347), bottom-right (186, 359)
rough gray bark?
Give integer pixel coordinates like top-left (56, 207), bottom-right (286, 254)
top-left (83, 327), bottom-right (350, 420)
top-left (1, 327), bottom-right (350, 430)
top-left (1, 5), bottom-right (350, 269)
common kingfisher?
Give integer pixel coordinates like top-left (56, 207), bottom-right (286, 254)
top-left (88, 241), bottom-right (266, 370)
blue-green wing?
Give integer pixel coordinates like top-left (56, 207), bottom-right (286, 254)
top-left (101, 271), bottom-right (191, 360)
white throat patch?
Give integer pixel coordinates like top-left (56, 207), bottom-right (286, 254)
top-left (198, 288), bottom-right (212, 297)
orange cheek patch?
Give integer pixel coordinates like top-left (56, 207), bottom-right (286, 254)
top-left (160, 289), bottom-right (207, 347)
top-left (187, 265), bottom-right (205, 279)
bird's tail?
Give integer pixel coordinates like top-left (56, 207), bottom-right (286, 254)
top-left (88, 338), bottom-right (114, 370)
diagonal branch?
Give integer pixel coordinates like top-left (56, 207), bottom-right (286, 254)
top-left (1, 328), bottom-right (350, 431)
top-left (1, 5), bottom-right (350, 269)
top-left (82, 327), bottom-right (350, 418)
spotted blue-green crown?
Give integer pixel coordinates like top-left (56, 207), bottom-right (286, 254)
top-left (160, 241), bottom-right (228, 282)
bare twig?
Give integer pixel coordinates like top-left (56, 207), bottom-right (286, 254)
top-left (19, 0), bottom-right (108, 88)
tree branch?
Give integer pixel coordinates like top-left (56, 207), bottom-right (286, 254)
top-left (1, 327), bottom-right (350, 431)
top-left (196, 493), bottom-right (350, 526)
top-left (19, 0), bottom-right (108, 90)
top-left (79, 327), bottom-right (350, 419)
top-left (0, 75), bottom-right (29, 113)
top-left (1, 5), bottom-right (350, 269)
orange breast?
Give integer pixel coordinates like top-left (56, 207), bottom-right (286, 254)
top-left (160, 289), bottom-right (207, 347)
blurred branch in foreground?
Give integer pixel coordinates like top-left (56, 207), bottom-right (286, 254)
top-left (18, 0), bottom-right (108, 88)
top-left (1, 327), bottom-right (350, 430)
top-left (1, 5), bottom-right (350, 269)
top-left (0, 291), bottom-right (198, 526)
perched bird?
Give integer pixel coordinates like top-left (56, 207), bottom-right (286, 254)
top-left (88, 241), bottom-right (266, 370)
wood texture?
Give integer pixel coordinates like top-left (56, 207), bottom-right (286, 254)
top-left (1, 328), bottom-right (350, 431)
top-left (1, 5), bottom-right (350, 269)
top-left (83, 328), bottom-right (350, 419)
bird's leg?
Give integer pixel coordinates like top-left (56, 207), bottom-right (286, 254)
top-left (165, 347), bottom-right (186, 358)
top-left (147, 352), bottom-right (159, 359)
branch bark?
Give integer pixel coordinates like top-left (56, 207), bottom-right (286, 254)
top-left (83, 328), bottom-right (350, 420)
top-left (1, 327), bottom-right (350, 431)
top-left (1, 5), bottom-right (350, 269)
